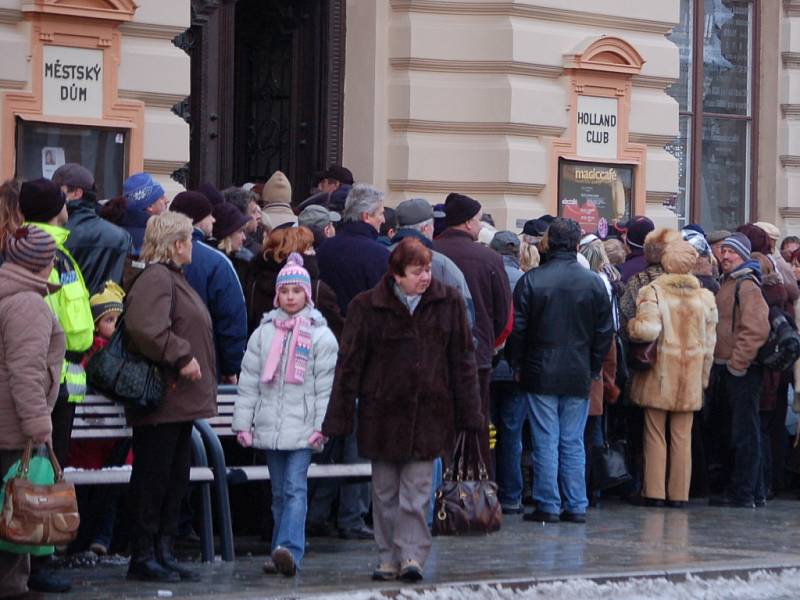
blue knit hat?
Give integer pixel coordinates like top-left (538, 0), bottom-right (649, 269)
top-left (722, 232), bottom-right (751, 261)
top-left (123, 172), bottom-right (165, 211)
top-left (273, 253), bottom-right (313, 308)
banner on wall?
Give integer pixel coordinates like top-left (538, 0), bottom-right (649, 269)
top-left (558, 159), bottom-right (633, 235)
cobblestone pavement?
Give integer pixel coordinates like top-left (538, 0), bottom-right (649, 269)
top-left (45, 497), bottom-right (800, 599)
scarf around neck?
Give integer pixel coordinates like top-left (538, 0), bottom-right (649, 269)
top-left (261, 314), bottom-right (313, 385)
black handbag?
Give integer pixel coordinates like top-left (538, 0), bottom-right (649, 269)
top-left (86, 269), bottom-right (174, 413)
top-left (433, 432), bottom-right (502, 536)
top-left (589, 413), bottom-right (632, 492)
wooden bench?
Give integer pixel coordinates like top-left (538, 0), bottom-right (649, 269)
top-left (71, 387), bottom-right (371, 562)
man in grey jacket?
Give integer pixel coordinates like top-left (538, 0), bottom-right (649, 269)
top-left (389, 198), bottom-right (475, 328)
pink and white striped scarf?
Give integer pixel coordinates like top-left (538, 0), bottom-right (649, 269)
top-left (260, 316), bottom-right (313, 385)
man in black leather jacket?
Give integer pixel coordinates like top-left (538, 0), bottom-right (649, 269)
top-left (506, 217), bottom-right (613, 524)
top-left (54, 163), bottom-right (132, 294)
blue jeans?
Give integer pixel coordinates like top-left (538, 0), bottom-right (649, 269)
top-left (526, 393), bottom-right (590, 515)
top-left (265, 449), bottom-right (313, 567)
top-left (490, 382), bottom-right (527, 508)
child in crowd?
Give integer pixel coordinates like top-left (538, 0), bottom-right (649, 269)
top-left (72, 281), bottom-right (127, 555)
top-left (86, 281), bottom-right (125, 362)
top-left (233, 253), bottom-right (338, 576)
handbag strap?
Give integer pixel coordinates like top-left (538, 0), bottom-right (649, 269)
top-left (17, 440), bottom-right (63, 482)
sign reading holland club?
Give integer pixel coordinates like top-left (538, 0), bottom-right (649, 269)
top-left (576, 96), bottom-right (618, 159)
top-left (42, 46), bottom-right (103, 119)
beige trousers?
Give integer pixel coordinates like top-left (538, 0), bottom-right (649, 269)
top-left (371, 460), bottom-right (434, 568)
top-left (642, 409), bottom-right (694, 502)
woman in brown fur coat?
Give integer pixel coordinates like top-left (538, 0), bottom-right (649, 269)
top-left (628, 241), bottom-right (718, 507)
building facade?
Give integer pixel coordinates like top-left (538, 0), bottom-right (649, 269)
top-left (0, 0), bottom-right (795, 235)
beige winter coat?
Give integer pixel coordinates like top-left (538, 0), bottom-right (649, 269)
top-left (0, 263), bottom-right (66, 449)
top-left (628, 274), bottom-right (718, 412)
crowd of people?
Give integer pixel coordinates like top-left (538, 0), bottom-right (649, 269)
top-left (0, 161), bottom-right (799, 596)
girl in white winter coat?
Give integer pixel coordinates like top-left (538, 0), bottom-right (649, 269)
top-left (233, 253), bottom-right (338, 577)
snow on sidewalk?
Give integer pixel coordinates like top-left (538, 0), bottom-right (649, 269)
top-left (315, 569), bottom-right (800, 600)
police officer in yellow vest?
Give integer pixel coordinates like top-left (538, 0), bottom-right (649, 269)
top-left (19, 179), bottom-right (93, 466)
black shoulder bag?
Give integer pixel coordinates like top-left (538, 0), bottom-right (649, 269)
top-left (86, 267), bottom-right (176, 413)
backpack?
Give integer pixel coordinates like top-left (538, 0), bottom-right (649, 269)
top-left (733, 276), bottom-right (800, 372)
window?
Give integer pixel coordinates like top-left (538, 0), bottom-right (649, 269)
top-left (15, 119), bottom-right (128, 199)
top-left (665, 0), bottom-right (757, 231)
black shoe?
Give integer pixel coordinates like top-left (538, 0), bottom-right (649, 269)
top-left (627, 496), bottom-right (665, 508)
top-left (708, 495), bottom-right (755, 508)
top-left (399, 559), bottom-right (423, 582)
top-left (262, 559), bottom-right (278, 575)
top-left (271, 547), bottom-right (296, 577)
top-left (339, 525), bottom-right (374, 540)
top-left (27, 568), bottom-right (72, 594)
top-left (667, 500), bottom-right (688, 509)
top-left (127, 536), bottom-right (180, 583)
top-left (755, 497), bottom-right (767, 508)
top-left (523, 509), bottom-right (560, 523)
top-left (559, 511), bottom-right (586, 523)
top-left (501, 504), bottom-right (524, 515)
top-left (155, 535), bottom-right (200, 581)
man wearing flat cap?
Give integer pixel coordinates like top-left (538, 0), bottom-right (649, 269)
top-left (434, 193), bottom-right (511, 462)
top-left (52, 163), bottom-right (132, 295)
top-left (389, 198), bottom-right (475, 327)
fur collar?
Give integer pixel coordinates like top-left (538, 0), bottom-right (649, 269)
top-left (655, 273), bottom-right (701, 293)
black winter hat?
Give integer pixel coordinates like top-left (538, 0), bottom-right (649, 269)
top-left (212, 202), bottom-right (251, 240)
top-left (522, 218), bottom-right (548, 237)
top-left (170, 191), bottom-right (213, 225)
top-left (19, 178), bottom-right (65, 223)
top-left (198, 182), bottom-right (225, 206)
top-left (443, 192), bottom-right (481, 227)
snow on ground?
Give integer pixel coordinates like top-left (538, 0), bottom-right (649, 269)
top-left (314, 569), bottom-right (800, 600)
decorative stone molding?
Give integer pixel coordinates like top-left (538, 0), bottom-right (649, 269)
top-left (388, 179), bottom-right (545, 195)
top-left (646, 191), bottom-right (675, 203)
top-left (0, 79), bottom-right (28, 90)
top-left (631, 75), bottom-right (675, 90)
top-left (389, 118), bottom-right (565, 138)
top-left (119, 89), bottom-right (186, 109)
top-left (119, 22), bottom-right (186, 40)
top-left (780, 155), bottom-right (800, 168)
top-left (390, 1), bottom-right (675, 34)
top-left (21, 0), bottom-right (136, 22)
top-left (0, 8), bottom-right (23, 24)
top-left (564, 36), bottom-right (645, 76)
top-left (781, 104), bottom-right (800, 119)
top-left (629, 132), bottom-right (674, 147)
top-left (785, 0), bottom-right (800, 18)
top-left (390, 57), bottom-right (562, 78)
top-left (780, 207), bottom-right (800, 218)
top-left (144, 158), bottom-right (187, 174)
top-left (782, 52), bottom-right (800, 68)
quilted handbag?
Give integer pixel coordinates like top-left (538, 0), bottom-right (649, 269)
top-left (433, 432), bottom-right (502, 536)
top-left (86, 318), bottom-right (164, 413)
top-left (0, 441), bottom-right (79, 547)
top-left (86, 267), bottom-right (174, 413)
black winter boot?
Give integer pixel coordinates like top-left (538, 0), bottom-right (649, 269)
top-left (156, 535), bottom-right (200, 581)
top-left (127, 535), bottom-right (180, 582)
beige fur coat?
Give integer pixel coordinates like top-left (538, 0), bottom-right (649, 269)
top-left (628, 274), bottom-right (718, 412)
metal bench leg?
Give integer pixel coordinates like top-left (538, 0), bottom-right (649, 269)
top-left (194, 419), bottom-right (235, 562)
top-left (190, 427), bottom-right (215, 563)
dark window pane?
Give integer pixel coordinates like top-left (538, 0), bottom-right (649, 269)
top-left (664, 115), bottom-right (692, 227)
top-left (15, 120), bottom-right (127, 199)
top-left (702, 0), bottom-right (752, 115)
top-left (700, 117), bottom-right (749, 231)
top-left (667, 0), bottom-right (693, 112)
